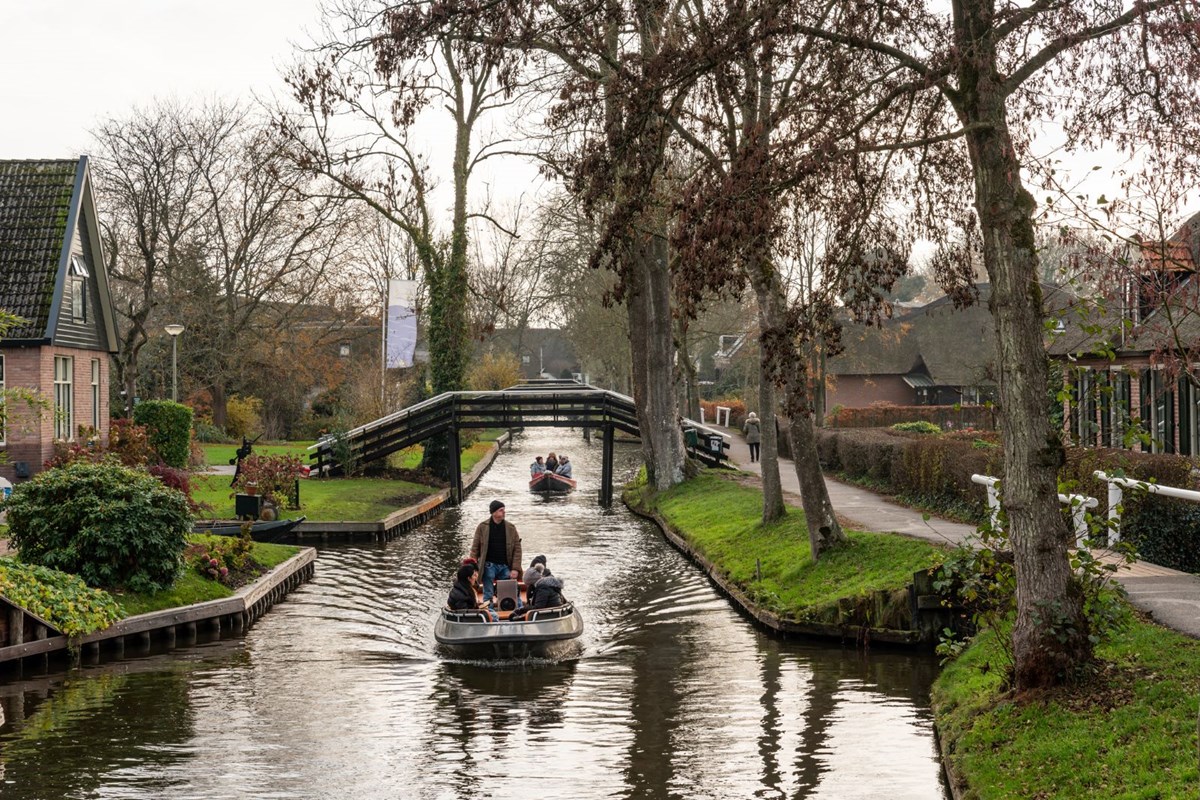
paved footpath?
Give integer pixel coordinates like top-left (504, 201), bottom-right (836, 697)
top-left (712, 424), bottom-right (1200, 639)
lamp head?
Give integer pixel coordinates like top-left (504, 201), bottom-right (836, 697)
top-left (164, 324), bottom-right (185, 337)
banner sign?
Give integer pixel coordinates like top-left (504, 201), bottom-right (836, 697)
top-left (386, 279), bottom-right (418, 368)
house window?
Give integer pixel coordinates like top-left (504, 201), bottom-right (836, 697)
top-left (69, 256), bottom-right (89, 323)
top-left (0, 354), bottom-right (5, 445)
top-left (1139, 368), bottom-right (1175, 453)
top-left (91, 359), bottom-right (101, 430)
top-left (521, 355), bottom-right (530, 364)
top-left (54, 356), bottom-right (74, 440)
top-left (339, 344), bottom-right (351, 357)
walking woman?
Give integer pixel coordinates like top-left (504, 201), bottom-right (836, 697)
top-left (743, 412), bottom-right (762, 463)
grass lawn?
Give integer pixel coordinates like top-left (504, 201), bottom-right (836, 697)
top-left (627, 470), bottom-right (947, 620)
top-left (201, 441), bottom-right (315, 467)
top-left (192, 473), bottom-right (438, 522)
top-left (933, 618), bottom-right (1200, 799)
top-left (387, 428), bottom-right (508, 473)
top-left (112, 535), bottom-right (301, 617)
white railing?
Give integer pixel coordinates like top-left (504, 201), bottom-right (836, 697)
top-left (1093, 470), bottom-right (1200, 544)
top-left (971, 474), bottom-right (1099, 547)
top-left (716, 405), bottom-right (731, 427)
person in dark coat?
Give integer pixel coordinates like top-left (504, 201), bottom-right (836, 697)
top-left (530, 574), bottom-right (565, 609)
top-left (545, 452), bottom-right (559, 473)
top-left (743, 412), bottom-right (762, 463)
top-left (468, 500), bottom-right (522, 606)
top-left (446, 563), bottom-right (495, 621)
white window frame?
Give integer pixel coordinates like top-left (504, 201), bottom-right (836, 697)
top-left (91, 358), bottom-right (100, 430)
top-left (54, 356), bottom-right (74, 441)
top-left (69, 256), bottom-right (89, 324)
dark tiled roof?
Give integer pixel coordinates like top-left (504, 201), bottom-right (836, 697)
top-left (0, 159), bottom-right (79, 339)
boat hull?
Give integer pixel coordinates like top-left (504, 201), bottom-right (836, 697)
top-left (193, 516), bottom-right (306, 540)
top-left (529, 472), bottom-right (576, 493)
top-left (434, 604), bottom-right (583, 659)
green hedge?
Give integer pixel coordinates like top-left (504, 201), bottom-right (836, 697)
top-left (825, 403), bottom-right (996, 430)
top-left (134, 400), bottom-right (194, 468)
top-left (816, 427), bottom-right (1200, 570)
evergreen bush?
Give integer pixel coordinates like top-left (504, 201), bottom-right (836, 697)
top-left (5, 459), bottom-right (193, 592)
top-left (133, 400), bottom-right (194, 468)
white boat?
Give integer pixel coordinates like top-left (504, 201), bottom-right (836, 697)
top-left (434, 602), bottom-right (584, 659)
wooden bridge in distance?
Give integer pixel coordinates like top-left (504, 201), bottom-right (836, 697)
top-left (309, 379), bottom-right (730, 506)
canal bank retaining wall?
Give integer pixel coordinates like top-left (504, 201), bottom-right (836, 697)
top-left (290, 430), bottom-right (514, 542)
top-left (0, 548), bottom-right (316, 673)
top-left (625, 495), bottom-right (955, 648)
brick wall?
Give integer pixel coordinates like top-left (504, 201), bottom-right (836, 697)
top-left (0, 345), bottom-right (110, 482)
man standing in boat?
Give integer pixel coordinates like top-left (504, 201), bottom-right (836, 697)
top-left (469, 500), bottom-right (522, 608)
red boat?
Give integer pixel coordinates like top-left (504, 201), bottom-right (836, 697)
top-left (529, 471), bottom-right (576, 493)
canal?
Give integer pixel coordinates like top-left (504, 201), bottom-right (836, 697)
top-left (0, 430), bottom-right (948, 799)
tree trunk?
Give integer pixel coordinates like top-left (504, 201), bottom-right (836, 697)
top-left (752, 284), bottom-right (786, 524)
top-left (675, 315), bottom-right (701, 421)
top-left (749, 258), bottom-right (843, 553)
top-left (954, 0), bottom-right (1088, 689)
top-left (628, 225), bottom-right (687, 490)
top-left (211, 383), bottom-right (228, 430)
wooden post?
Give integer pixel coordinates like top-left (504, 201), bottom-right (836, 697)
top-left (600, 423), bottom-right (615, 507)
top-left (448, 426), bottom-right (463, 505)
top-left (7, 607), bottom-right (23, 646)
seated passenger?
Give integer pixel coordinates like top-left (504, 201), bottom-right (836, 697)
top-left (545, 452), bottom-right (559, 473)
top-left (522, 554), bottom-right (548, 590)
top-left (447, 562), bottom-right (496, 621)
top-left (555, 456), bottom-right (572, 478)
top-left (530, 456), bottom-right (546, 476)
top-left (530, 573), bottom-right (565, 609)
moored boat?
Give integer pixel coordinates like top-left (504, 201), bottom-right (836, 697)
top-left (193, 516), bottom-right (306, 540)
top-left (529, 471), bottom-right (576, 493)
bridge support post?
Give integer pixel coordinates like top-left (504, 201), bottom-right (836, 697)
top-left (600, 423), bottom-right (615, 507)
top-left (448, 427), bottom-right (463, 504)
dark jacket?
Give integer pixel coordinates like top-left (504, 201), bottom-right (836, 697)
top-left (545, 457), bottom-right (558, 473)
top-left (530, 575), bottom-right (565, 609)
top-left (447, 579), bottom-right (477, 611)
top-left (743, 418), bottom-right (762, 445)
top-left (469, 519), bottom-right (522, 570)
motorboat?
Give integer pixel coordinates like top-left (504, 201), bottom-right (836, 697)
top-left (529, 471), bottom-right (576, 493)
top-left (434, 582), bottom-right (583, 659)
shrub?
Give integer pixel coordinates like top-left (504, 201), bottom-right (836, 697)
top-left (1120, 497), bottom-right (1200, 574)
top-left (133, 400), bottom-right (194, 468)
top-left (184, 528), bottom-right (255, 586)
top-left (108, 418), bottom-right (156, 467)
top-left (225, 395), bottom-right (263, 440)
top-left (467, 352), bottom-right (524, 391)
top-left (5, 459), bottom-right (193, 592)
top-left (891, 420), bottom-right (941, 435)
top-left (826, 403), bottom-right (996, 430)
top-left (699, 398), bottom-right (748, 427)
top-left (233, 454), bottom-right (305, 509)
top-left (0, 559), bottom-right (123, 636)
top-left (193, 421), bottom-right (233, 443)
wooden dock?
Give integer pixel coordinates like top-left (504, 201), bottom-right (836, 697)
top-left (0, 548), bottom-right (316, 670)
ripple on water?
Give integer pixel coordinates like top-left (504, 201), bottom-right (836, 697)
top-left (0, 430), bottom-right (947, 799)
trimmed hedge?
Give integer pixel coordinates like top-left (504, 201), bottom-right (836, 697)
top-left (825, 403), bottom-right (996, 430)
top-left (134, 400), bottom-right (194, 468)
top-left (816, 427), bottom-right (1200, 570)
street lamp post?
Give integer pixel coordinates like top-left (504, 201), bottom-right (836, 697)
top-left (164, 324), bottom-right (185, 402)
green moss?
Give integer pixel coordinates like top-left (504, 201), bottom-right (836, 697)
top-left (933, 618), bottom-right (1200, 799)
top-left (630, 471), bottom-right (946, 622)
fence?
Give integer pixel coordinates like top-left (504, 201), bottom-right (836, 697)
top-left (1093, 470), bottom-right (1200, 545)
top-left (971, 474), bottom-right (1099, 547)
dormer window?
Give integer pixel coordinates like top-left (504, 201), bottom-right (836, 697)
top-left (69, 256), bottom-right (88, 323)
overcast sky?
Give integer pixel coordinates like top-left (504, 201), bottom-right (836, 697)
top-left (0, 1), bottom-right (322, 157)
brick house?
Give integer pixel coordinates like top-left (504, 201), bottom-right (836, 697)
top-left (1052, 211), bottom-right (1200, 454)
top-left (0, 158), bottom-right (118, 481)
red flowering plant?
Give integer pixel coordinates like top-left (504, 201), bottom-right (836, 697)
top-left (232, 454), bottom-right (305, 509)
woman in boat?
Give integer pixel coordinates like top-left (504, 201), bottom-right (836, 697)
top-left (522, 554), bottom-right (548, 589)
top-left (529, 571), bottom-right (565, 609)
top-left (530, 456), bottom-right (546, 477)
top-left (554, 456), bottom-right (572, 478)
top-left (545, 452), bottom-right (559, 473)
top-left (447, 562), bottom-right (496, 621)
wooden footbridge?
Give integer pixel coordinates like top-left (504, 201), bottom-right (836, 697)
top-left (309, 379), bottom-right (729, 505)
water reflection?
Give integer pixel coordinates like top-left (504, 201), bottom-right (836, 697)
top-left (0, 430), bottom-right (947, 799)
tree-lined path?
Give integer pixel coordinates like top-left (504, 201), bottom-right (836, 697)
top-left (715, 424), bottom-right (1200, 640)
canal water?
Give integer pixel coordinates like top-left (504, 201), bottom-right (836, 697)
top-left (0, 430), bottom-right (948, 799)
